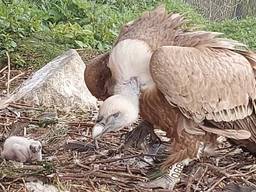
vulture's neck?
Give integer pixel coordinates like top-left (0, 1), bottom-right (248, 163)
top-left (114, 77), bottom-right (140, 106)
top-left (109, 39), bottom-right (153, 109)
top-left (108, 39), bottom-right (153, 86)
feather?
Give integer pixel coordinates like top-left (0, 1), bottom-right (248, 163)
top-left (85, 5), bottom-right (256, 171)
top-left (84, 52), bottom-right (114, 100)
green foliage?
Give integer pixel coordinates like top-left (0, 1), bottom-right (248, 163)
top-left (0, 0), bottom-right (45, 51)
top-left (206, 17), bottom-right (256, 50)
top-left (0, 0), bottom-right (255, 68)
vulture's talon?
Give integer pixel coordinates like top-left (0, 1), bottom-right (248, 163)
top-left (123, 121), bottom-right (162, 151)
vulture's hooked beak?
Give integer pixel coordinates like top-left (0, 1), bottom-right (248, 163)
top-left (91, 94), bottom-right (140, 140)
top-left (92, 123), bottom-right (106, 139)
top-left (92, 112), bottom-right (121, 140)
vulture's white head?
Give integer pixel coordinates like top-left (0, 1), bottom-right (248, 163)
top-left (92, 94), bottom-right (139, 139)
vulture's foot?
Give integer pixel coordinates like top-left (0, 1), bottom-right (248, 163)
top-left (140, 159), bottom-right (189, 190)
top-left (123, 121), bottom-right (161, 151)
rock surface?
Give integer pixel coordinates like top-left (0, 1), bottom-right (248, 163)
top-left (0, 49), bottom-right (97, 111)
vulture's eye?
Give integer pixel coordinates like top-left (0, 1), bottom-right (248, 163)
top-left (112, 112), bottom-right (121, 118)
top-left (96, 116), bottom-right (103, 123)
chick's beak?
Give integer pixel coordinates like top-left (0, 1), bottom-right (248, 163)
top-left (92, 124), bottom-right (105, 139)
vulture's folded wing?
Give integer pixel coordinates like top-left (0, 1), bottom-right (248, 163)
top-left (150, 46), bottom-right (256, 123)
top-left (84, 53), bottom-right (114, 100)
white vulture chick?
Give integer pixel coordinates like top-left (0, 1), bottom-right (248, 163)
top-left (1, 136), bottom-right (42, 163)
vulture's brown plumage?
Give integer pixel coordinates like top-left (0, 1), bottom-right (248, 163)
top-left (85, 6), bottom-right (256, 171)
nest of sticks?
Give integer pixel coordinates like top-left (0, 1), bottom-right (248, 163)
top-left (0, 53), bottom-right (256, 192)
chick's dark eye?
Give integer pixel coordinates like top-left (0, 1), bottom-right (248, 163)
top-left (112, 112), bottom-right (120, 118)
top-left (96, 116), bottom-right (103, 123)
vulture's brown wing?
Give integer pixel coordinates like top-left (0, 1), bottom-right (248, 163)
top-left (115, 5), bottom-right (185, 50)
top-left (150, 46), bottom-right (256, 123)
top-left (84, 53), bottom-right (114, 100)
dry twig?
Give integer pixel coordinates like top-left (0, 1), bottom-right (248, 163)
top-left (195, 166), bottom-right (208, 191)
top-left (5, 51), bottom-right (11, 96)
top-left (206, 176), bottom-right (226, 192)
top-left (0, 66), bottom-right (7, 74)
top-left (5, 72), bottom-right (25, 87)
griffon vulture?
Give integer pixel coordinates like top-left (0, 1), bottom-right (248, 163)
top-left (85, 5), bottom-right (256, 189)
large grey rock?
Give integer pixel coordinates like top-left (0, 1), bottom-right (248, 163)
top-left (0, 49), bottom-right (97, 111)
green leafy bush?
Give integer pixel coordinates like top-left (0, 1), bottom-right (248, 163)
top-left (0, 0), bottom-right (255, 68)
top-left (206, 17), bottom-right (256, 50)
top-left (0, 0), bottom-right (44, 52)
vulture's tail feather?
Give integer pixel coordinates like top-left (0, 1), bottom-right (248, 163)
top-left (209, 110), bottom-right (256, 154)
